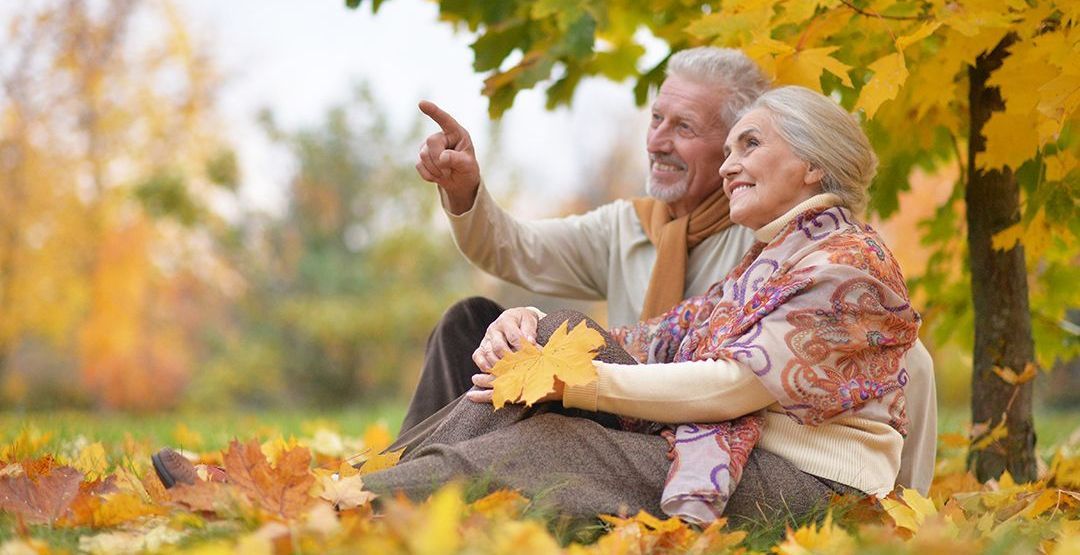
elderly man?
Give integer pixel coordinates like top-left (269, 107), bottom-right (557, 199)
top-left (397, 47), bottom-right (759, 436)
top-left (398, 46), bottom-right (937, 495)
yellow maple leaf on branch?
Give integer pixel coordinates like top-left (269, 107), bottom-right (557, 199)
top-left (489, 320), bottom-right (604, 408)
top-left (855, 51), bottom-right (909, 119)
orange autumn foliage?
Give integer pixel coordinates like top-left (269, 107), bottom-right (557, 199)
top-left (223, 439), bottom-right (315, 520)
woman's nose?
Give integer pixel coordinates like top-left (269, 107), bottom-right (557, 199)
top-left (719, 157), bottom-right (739, 178)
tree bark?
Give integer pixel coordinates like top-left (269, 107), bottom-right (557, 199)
top-left (965, 35), bottom-right (1037, 482)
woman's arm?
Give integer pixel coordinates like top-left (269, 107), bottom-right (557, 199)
top-left (562, 358), bottom-right (775, 423)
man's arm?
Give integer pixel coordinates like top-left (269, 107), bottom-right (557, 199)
top-left (442, 184), bottom-right (616, 299)
top-left (416, 101), bottom-right (614, 299)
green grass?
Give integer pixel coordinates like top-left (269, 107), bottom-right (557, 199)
top-left (0, 402), bottom-right (406, 453)
top-left (3, 402), bottom-right (1075, 459)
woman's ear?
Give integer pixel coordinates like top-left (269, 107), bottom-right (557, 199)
top-left (804, 163), bottom-right (825, 187)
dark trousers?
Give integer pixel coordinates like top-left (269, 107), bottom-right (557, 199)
top-left (389, 297), bottom-right (504, 453)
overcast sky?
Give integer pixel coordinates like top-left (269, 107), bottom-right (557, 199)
top-left (177, 0), bottom-right (659, 216)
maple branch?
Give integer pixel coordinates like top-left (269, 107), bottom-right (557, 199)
top-left (839, 0), bottom-right (925, 21)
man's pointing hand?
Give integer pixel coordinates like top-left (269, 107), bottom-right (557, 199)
top-left (416, 100), bottom-right (481, 214)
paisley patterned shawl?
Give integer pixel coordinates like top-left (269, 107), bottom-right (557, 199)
top-left (610, 204), bottom-right (920, 524)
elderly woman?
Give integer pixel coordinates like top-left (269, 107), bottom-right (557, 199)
top-left (155, 86), bottom-right (919, 525)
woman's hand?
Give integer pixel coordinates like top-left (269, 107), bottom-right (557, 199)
top-left (465, 373), bottom-right (565, 404)
top-left (470, 307), bottom-right (543, 372)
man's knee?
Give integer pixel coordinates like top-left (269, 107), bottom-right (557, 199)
top-left (537, 310), bottom-right (637, 365)
top-left (443, 296), bottom-right (504, 326)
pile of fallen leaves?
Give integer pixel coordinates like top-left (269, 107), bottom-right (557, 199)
top-left (1, 422), bottom-right (1078, 554)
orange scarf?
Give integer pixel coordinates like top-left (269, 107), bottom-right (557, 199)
top-left (631, 187), bottom-right (733, 320)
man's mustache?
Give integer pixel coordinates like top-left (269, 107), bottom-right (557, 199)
top-left (649, 154), bottom-right (687, 170)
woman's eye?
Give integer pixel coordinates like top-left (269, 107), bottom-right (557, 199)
top-left (746, 137), bottom-right (759, 147)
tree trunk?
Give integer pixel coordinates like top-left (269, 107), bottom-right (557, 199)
top-left (965, 35), bottom-right (1037, 482)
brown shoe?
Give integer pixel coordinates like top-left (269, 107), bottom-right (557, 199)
top-left (152, 448), bottom-right (199, 488)
top-left (152, 448), bottom-right (228, 489)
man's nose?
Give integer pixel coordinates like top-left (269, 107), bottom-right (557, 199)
top-left (646, 126), bottom-right (672, 153)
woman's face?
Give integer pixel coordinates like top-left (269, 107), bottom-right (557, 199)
top-left (719, 108), bottom-right (823, 230)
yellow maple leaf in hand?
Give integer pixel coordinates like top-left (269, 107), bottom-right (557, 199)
top-left (489, 320), bottom-right (604, 408)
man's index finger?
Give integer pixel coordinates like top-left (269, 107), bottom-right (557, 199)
top-left (418, 100), bottom-right (464, 143)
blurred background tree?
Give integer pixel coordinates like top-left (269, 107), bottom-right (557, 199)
top-left (0, 1), bottom-right (478, 412)
top-left (0, 0), bottom-right (238, 410)
top-left (186, 87), bottom-right (474, 409)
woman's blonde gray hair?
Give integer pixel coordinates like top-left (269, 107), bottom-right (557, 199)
top-left (667, 47), bottom-right (770, 131)
top-left (746, 86), bottom-right (878, 214)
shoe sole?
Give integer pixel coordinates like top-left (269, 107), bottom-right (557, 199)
top-left (151, 452), bottom-right (178, 489)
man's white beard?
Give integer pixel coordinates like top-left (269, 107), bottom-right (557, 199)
top-left (646, 175), bottom-right (689, 203)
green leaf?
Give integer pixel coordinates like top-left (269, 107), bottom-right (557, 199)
top-left (554, 14), bottom-right (596, 58)
top-left (546, 64), bottom-right (583, 109)
top-left (205, 149), bottom-right (239, 190)
top-left (532, 0), bottom-right (584, 30)
top-left (471, 18), bottom-right (529, 72)
top-left (133, 170), bottom-right (201, 226)
top-left (590, 42), bottom-right (644, 82)
top-left (632, 56), bottom-right (668, 106)
top-left (439, 0), bottom-right (522, 30)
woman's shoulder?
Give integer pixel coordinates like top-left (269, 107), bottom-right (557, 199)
top-left (801, 213), bottom-right (909, 295)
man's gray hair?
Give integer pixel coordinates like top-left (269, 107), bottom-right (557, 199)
top-left (666, 47), bottom-right (770, 130)
top-left (748, 86), bottom-right (878, 214)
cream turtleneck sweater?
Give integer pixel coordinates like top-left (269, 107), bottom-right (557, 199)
top-left (561, 193), bottom-right (905, 497)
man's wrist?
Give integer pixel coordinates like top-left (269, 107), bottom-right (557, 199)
top-left (444, 184), bottom-right (480, 215)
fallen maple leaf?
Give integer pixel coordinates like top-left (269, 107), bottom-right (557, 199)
top-left (362, 422), bottom-right (393, 453)
top-left (469, 489), bottom-right (529, 518)
top-left (78, 520), bottom-right (185, 554)
top-left (881, 487), bottom-right (938, 533)
top-left (72, 442), bottom-right (109, 482)
top-left (0, 465), bottom-right (81, 524)
top-left (489, 320), bottom-right (603, 408)
top-left (77, 491), bottom-right (167, 528)
top-left (168, 481), bottom-right (230, 513)
top-left (407, 484), bottom-right (465, 555)
top-left (140, 470), bottom-right (170, 505)
top-left (485, 519), bottom-right (561, 555)
top-left (223, 438), bottom-right (314, 519)
top-left (20, 455), bottom-right (61, 480)
top-left (316, 463), bottom-right (376, 510)
top-left (773, 512), bottom-right (856, 554)
top-left (0, 428), bottom-right (52, 463)
top-left (62, 476), bottom-right (121, 527)
top-left (356, 448), bottom-right (403, 476)
top-left (600, 510), bottom-right (696, 552)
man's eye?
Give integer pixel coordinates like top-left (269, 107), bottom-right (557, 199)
top-left (746, 138), bottom-right (759, 147)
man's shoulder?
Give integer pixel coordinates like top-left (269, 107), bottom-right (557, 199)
top-left (558, 197), bottom-right (642, 229)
